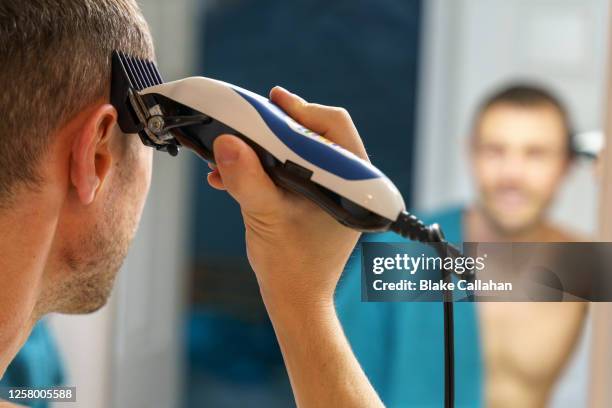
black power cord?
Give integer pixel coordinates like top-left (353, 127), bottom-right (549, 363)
top-left (390, 211), bottom-right (456, 408)
top-left (443, 300), bottom-right (455, 408)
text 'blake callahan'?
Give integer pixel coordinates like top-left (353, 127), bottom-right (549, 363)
top-left (372, 279), bottom-right (512, 291)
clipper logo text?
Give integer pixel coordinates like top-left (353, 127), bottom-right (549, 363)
top-left (284, 115), bottom-right (359, 159)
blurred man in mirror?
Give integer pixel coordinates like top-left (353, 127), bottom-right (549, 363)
top-left (469, 85), bottom-right (586, 407)
top-left (336, 84), bottom-right (587, 408)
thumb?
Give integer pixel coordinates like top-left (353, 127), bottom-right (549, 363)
top-left (213, 134), bottom-right (282, 215)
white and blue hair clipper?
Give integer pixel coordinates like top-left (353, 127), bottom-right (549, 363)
top-left (110, 51), bottom-right (457, 245)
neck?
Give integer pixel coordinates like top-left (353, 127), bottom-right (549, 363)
top-left (0, 192), bottom-right (60, 377)
top-left (465, 205), bottom-right (559, 242)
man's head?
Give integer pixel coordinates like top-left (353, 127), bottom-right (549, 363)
top-left (0, 0), bottom-right (155, 316)
top-left (470, 84), bottom-right (573, 236)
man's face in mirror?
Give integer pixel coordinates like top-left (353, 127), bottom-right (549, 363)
top-left (471, 103), bottom-right (571, 235)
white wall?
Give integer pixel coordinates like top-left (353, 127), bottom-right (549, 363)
top-left (415, 1), bottom-right (610, 407)
top-left (109, 1), bottom-right (198, 407)
top-left (47, 311), bottom-right (113, 408)
top-left (50, 1), bottom-right (199, 407)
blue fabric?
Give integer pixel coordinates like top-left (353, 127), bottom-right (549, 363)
top-left (335, 206), bottom-right (483, 407)
top-left (0, 320), bottom-right (65, 408)
top-left (186, 310), bottom-right (294, 408)
top-left (187, 309), bottom-right (285, 383)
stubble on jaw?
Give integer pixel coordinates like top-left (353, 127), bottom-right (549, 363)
top-left (35, 149), bottom-right (143, 317)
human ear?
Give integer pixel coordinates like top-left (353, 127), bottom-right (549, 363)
top-left (69, 104), bottom-right (118, 205)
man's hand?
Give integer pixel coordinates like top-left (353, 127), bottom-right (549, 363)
top-left (207, 86), bottom-right (366, 309)
top-left (207, 86), bottom-right (384, 407)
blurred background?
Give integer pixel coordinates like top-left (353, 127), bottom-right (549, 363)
top-left (45, 0), bottom-right (610, 406)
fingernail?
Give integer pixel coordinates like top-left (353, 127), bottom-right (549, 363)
top-left (272, 86), bottom-right (292, 96)
top-left (216, 141), bottom-right (240, 165)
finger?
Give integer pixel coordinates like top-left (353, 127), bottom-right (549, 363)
top-left (269, 86), bottom-right (368, 160)
top-left (213, 134), bottom-right (282, 215)
top-left (206, 170), bottom-right (225, 190)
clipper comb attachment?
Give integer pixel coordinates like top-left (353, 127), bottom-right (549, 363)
top-left (110, 50), bottom-right (180, 155)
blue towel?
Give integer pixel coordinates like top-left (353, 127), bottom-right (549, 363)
top-left (335, 206), bottom-right (483, 407)
top-left (0, 320), bottom-right (65, 408)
